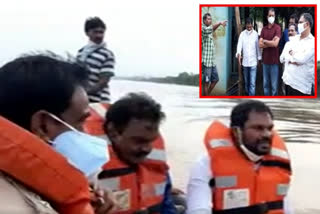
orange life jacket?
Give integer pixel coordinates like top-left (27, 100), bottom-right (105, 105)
top-left (84, 103), bottom-right (169, 214)
top-left (84, 103), bottom-right (110, 136)
top-left (0, 116), bottom-right (94, 214)
top-left (204, 121), bottom-right (291, 214)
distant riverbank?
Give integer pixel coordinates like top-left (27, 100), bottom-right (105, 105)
top-left (116, 72), bottom-right (199, 87)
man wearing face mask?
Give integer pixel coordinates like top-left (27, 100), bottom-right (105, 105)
top-left (0, 53), bottom-right (115, 214)
top-left (186, 100), bottom-right (293, 214)
top-left (84, 93), bottom-right (179, 214)
top-left (77, 17), bottom-right (115, 104)
top-left (280, 24), bottom-right (300, 95)
top-left (236, 17), bottom-right (262, 96)
top-left (281, 13), bottom-right (315, 96)
top-left (259, 8), bottom-right (282, 96)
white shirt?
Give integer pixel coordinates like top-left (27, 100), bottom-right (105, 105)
top-left (186, 154), bottom-right (294, 214)
top-left (236, 29), bottom-right (262, 67)
top-left (280, 34), bottom-right (315, 94)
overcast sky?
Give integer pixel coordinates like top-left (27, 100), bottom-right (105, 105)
top-left (0, 0), bottom-right (318, 77)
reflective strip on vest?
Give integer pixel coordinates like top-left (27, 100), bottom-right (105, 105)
top-left (90, 103), bottom-right (107, 118)
top-left (271, 148), bottom-right (289, 160)
top-left (209, 139), bottom-right (232, 148)
top-left (154, 182), bottom-right (167, 196)
top-left (99, 177), bottom-right (120, 191)
top-left (215, 176), bottom-right (237, 188)
top-left (277, 184), bottom-right (290, 196)
top-left (146, 149), bottom-right (166, 162)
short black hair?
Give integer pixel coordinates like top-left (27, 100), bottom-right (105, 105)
top-left (0, 52), bottom-right (89, 129)
top-left (289, 13), bottom-right (298, 24)
top-left (104, 93), bottom-right (165, 133)
top-left (85, 17), bottom-right (106, 33)
top-left (268, 7), bottom-right (275, 15)
top-left (230, 100), bottom-right (273, 128)
top-left (301, 13), bottom-right (313, 28)
top-left (203, 13), bottom-right (211, 22)
top-left (245, 17), bottom-right (253, 25)
top-left (288, 23), bottom-right (298, 32)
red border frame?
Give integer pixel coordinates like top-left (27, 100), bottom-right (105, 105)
top-left (199, 4), bottom-right (317, 98)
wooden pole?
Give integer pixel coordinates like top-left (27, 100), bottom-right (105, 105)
top-left (235, 7), bottom-right (243, 96)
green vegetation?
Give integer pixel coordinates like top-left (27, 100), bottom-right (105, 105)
top-left (122, 72), bottom-right (199, 87)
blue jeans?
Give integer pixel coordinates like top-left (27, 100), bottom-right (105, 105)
top-left (243, 66), bottom-right (257, 96)
top-left (263, 64), bottom-right (279, 96)
top-left (202, 65), bottom-right (219, 83)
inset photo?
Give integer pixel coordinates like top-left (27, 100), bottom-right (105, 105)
top-left (200, 5), bottom-right (317, 98)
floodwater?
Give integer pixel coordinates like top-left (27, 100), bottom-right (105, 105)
top-left (111, 80), bottom-right (320, 213)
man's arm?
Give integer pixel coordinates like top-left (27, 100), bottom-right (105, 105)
top-left (289, 44), bottom-right (314, 64)
top-left (280, 42), bottom-right (290, 64)
top-left (256, 34), bottom-right (262, 60)
top-left (236, 32), bottom-right (243, 66)
top-left (236, 32), bottom-right (243, 57)
top-left (87, 76), bottom-right (110, 95)
top-left (186, 155), bottom-right (212, 214)
top-left (263, 25), bottom-right (281, 48)
top-left (263, 36), bottom-right (280, 48)
top-left (259, 37), bottom-right (267, 49)
top-left (161, 173), bottom-right (178, 214)
top-left (212, 20), bottom-right (228, 31)
top-left (284, 196), bottom-right (294, 214)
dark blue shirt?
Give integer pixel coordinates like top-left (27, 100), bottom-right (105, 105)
top-left (161, 173), bottom-right (178, 214)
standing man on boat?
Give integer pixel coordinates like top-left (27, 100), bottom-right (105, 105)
top-left (77, 17), bottom-right (115, 104)
top-left (186, 100), bottom-right (293, 214)
top-left (202, 13), bottom-right (227, 96)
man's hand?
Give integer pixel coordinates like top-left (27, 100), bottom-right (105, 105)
top-left (237, 54), bottom-right (242, 66)
top-left (220, 20), bottom-right (228, 27)
top-left (213, 20), bottom-right (228, 31)
top-left (289, 50), bottom-right (294, 56)
top-left (91, 188), bottom-right (117, 214)
top-left (289, 61), bottom-right (299, 66)
top-left (259, 38), bottom-right (265, 48)
top-left (87, 76), bottom-right (110, 95)
top-left (171, 187), bottom-right (185, 195)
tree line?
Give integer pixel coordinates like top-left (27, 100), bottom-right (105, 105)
top-left (123, 72), bottom-right (199, 87)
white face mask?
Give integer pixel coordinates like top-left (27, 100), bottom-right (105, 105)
top-left (268, 16), bottom-right (275, 24)
top-left (298, 22), bottom-right (306, 34)
top-left (48, 113), bottom-right (109, 177)
top-left (235, 127), bottom-right (262, 162)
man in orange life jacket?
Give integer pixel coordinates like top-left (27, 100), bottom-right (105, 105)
top-left (95, 93), bottom-right (178, 213)
top-left (0, 53), bottom-right (115, 214)
top-left (186, 100), bottom-right (293, 214)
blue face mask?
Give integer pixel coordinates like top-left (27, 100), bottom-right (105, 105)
top-left (48, 113), bottom-right (109, 177)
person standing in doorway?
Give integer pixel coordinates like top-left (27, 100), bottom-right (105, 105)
top-left (202, 13), bottom-right (227, 96)
top-left (236, 17), bottom-right (261, 96)
top-left (259, 8), bottom-right (281, 96)
top-left (77, 17), bottom-right (115, 103)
